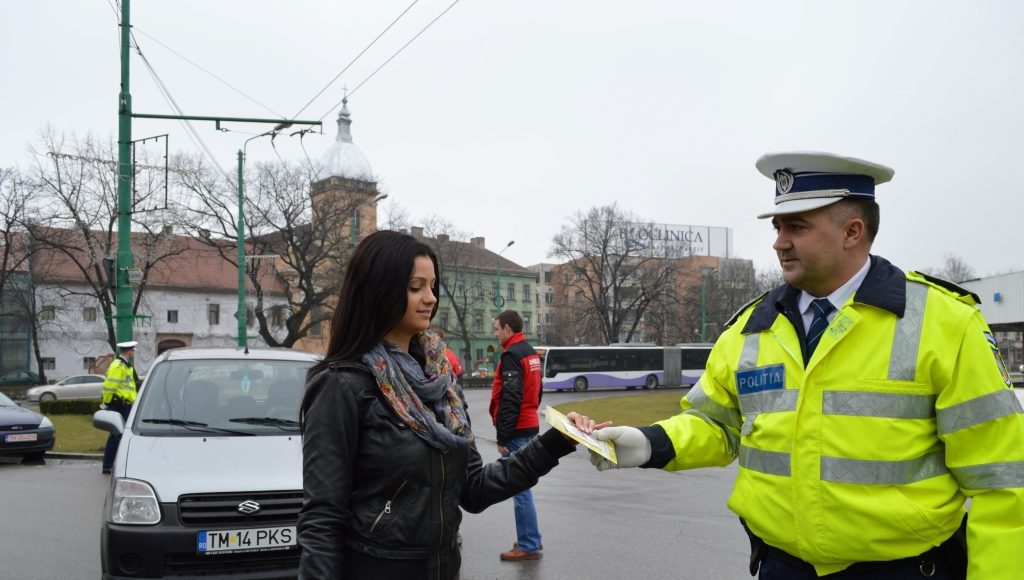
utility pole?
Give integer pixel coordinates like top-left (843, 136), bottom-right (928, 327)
top-left (113, 0), bottom-right (320, 349)
top-left (115, 0), bottom-right (134, 345)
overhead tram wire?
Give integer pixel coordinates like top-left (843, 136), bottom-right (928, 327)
top-left (131, 35), bottom-right (232, 182)
top-left (290, 0), bottom-right (423, 121)
top-left (320, 0), bottom-right (464, 119)
top-left (132, 28), bottom-right (286, 120)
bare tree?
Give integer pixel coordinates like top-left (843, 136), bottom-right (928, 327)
top-left (922, 253), bottom-right (976, 283)
top-left (22, 131), bottom-right (188, 353)
top-left (549, 203), bottom-right (682, 344)
top-left (175, 158), bottom-right (370, 347)
top-left (418, 218), bottom-right (490, 363)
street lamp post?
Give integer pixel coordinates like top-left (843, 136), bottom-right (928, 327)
top-left (493, 240), bottom-right (515, 310)
top-left (492, 240), bottom-right (514, 367)
top-left (236, 130), bottom-right (275, 348)
top-left (700, 266), bottom-right (718, 343)
top-left (349, 193), bottom-right (389, 251)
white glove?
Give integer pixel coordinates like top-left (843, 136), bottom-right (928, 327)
top-left (99, 403), bottom-right (108, 410)
top-left (590, 426), bottom-right (651, 471)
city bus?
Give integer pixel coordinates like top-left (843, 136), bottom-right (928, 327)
top-left (536, 344), bottom-right (713, 392)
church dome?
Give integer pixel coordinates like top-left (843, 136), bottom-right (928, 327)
top-left (316, 99), bottom-right (374, 182)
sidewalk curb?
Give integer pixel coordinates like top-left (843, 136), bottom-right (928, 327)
top-left (47, 452), bottom-right (102, 460)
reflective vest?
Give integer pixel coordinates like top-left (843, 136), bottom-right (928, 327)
top-left (651, 256), bottom-right (1024, 578)
top-left (102, 357), bottom-right (137, 404)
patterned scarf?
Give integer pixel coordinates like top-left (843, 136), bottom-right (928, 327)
top-left (362, 330), bottom-right (473, 452)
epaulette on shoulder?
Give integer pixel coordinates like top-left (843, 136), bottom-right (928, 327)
top-left (725, 291), bottom-right (769, 328)
top-left (908, 271), bottom-right (981, 305)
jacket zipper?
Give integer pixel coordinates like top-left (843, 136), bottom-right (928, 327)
top-left (369, 479), bottom-right (408, 535)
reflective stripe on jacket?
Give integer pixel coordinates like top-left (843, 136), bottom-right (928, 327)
top-left (646, 256), bottom-right (1024, 579)
top-left (102, 357), bottom-right (137, 404)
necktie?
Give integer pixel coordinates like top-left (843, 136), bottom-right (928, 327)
top-left (805, 298), bottom-right (835, 362)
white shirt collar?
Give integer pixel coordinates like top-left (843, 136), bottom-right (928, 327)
top-left (798, 257), bottom-right (871, 322)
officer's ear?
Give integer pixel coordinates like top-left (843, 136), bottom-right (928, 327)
top-left (842, 217), bottom-right (865, 249)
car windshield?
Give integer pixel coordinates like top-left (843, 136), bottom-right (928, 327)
top-left (134, 358), bottom-right (312, 437)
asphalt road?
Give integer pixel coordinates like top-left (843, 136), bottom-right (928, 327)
top-left (0, 387), bottom-right (751, 579)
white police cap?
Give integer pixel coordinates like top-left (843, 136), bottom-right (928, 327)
top-left (756, 152), bottom-right (894, 219)
top-left (116, 341), bottom-right (138, 350)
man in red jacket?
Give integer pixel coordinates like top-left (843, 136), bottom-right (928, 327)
top-left (489, 309), bottom-right (544, 561)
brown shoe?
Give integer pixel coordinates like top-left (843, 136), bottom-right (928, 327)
top-left (500, 548), bottom-right (542, 561)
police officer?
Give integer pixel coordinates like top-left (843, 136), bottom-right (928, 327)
top-left (101, 340), bottom-right (139, 474)
top-left (587, 152), bottom-right (1024, 579)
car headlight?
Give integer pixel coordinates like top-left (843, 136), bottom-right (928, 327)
top-left (110, 479), bottom-right (161, 525)
top-left (38, 416), bottom-right (53, 429)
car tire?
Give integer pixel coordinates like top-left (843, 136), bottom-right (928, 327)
top-left (572, 376), bottom-right (588, 392)
top-left (643, 375), bottom-right (659, 390)
top-left (40, 392), bottom-right (57, 402)
top-left (22, 451), bottom-right (46, 462)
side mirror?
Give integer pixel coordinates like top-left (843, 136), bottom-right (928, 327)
top-left (93, 410), bottom-right (125, 435)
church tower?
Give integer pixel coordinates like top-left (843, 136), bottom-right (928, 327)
top-left (310, 97), bottom-right (382, 248)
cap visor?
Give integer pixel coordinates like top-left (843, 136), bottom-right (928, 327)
top-left (756, 197), bottom-right (842, 219)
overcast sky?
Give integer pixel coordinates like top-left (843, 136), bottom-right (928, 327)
top-left (4, 1), bottom-right (1023, 277)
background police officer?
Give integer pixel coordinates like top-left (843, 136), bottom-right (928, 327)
top-left (584, 152), bottom-right (1024, 579)
top-left (101, 340), bottom-right (138, 474)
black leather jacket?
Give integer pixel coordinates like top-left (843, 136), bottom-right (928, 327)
top-left (298, 361), bottom-right (575, 580)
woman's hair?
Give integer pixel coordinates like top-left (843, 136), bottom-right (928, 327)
top-left (308, 230), bottom-right (439, 377)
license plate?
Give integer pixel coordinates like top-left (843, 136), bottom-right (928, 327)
top-left (4, 433), bottom-right (37, 443)
top-left (197, 526), bottom-right (296, 554)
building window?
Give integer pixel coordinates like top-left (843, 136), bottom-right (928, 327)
top-left (83, 357), bottom-right (96, 371)
top-left (41, 305), bottom-right (56, 320)
top-left (208, 304), bottom-right (220, 325)
top-left (167, 310), bottom-right (178, 323)
top-left (476, 348), bottom-right (484, 363)
top-left (309, 306), bottom-right (322, 337)
top-left (522, 284), bottom-right (531, 302)
top-left (546, 313), bottom-right (554, 324)
top-left (42, 357), bottom-right (56, 371)
top-left (440, 310), bottom-right (449, 330)
top-left (473, 313), bottom-right (483, 333)
top-left (246, 305), bottom-right (255, 328)
top-left (507, 283), bottom-right (515, 300)
top-left (491, 281), bottom-right (499, 299)
top-left (83, 307), bottom-right (97, 322)
top-left (272, 306), bottom-right (287, 327)
top-left (545, 292), bottom-right (554, 304)
top-left (456, 280), bottom-right (466, 297)
top-left (473, 280), bottom-right (483, 298)
top-left (544, 271), bottom-right (553, 284)
top-left (523, 314), bottom-right (531, 333)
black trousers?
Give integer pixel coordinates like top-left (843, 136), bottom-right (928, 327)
top-left (747, 518), bottom-right (967, 580)
top-left (101, 399), bottom-right (132, 470)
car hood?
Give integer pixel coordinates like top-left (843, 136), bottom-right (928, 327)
top-left (121, 435), bottom-right (302, 501)
top-left (0, 405), bottom-right (42, 427)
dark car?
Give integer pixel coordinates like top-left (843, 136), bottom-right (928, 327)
top-left (0, 370), bottom-right (42, 387)
top-left (0, 391), bottom-right (55, 460)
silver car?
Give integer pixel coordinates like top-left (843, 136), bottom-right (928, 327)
top-left (26, 374), bottom-right (105, 403)
top-left (93, 346), bottom-right (320, 579)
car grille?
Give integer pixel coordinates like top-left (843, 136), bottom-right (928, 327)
top-left (164, 549), bottom-right (298, 578)
top-left (178, 491), bottom-right (303, 526)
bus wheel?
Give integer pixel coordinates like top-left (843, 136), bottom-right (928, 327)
top-left (644, 375), bottom-right (658, 389)
top-left (572, 376), bottom-right (589, 392)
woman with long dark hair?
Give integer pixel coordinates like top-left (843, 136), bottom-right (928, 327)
top-left (298, 230), bottom-right (599, 579)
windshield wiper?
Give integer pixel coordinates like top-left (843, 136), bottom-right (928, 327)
top-left (141, 418), bottom-right (254, 436)
top-left (229, 417), bottom-right (300, 430)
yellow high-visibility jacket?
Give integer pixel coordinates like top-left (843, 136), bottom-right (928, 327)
top-left (644, 256), bottom-right (1024, 578)
top-left (102, 356), bottom-right (137, 404)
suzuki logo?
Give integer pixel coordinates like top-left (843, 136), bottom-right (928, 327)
top-left (237, 500), bottom-right (261, 515)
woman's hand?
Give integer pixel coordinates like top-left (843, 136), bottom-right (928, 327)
top-left (564, 411), bottom-right (612, 436)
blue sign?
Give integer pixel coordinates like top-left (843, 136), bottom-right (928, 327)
top-left (736, 364), bottom-right (785, 395)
